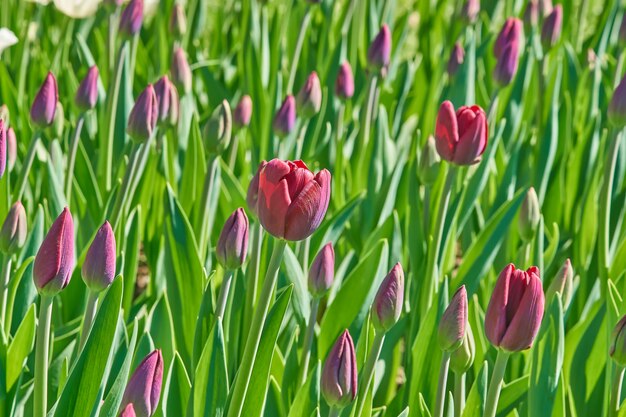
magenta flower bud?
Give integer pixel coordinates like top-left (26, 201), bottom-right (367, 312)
top-left (0, 120), bottom-right (5, 179)
top-left (169, 3), bottom-right (187, 38)
top-left (447, 43), bottom-right (465, 77)
top-left (30, 72), bottom-right (58, 128)
top-left (484, 264), bottom-right (545, 352)
top-left (119, 0), bottom-right (144, 37)
top-left (154, 75), bottom-right (179, 127)
top-left (0, 201), bottom-right (27, 255)
top-left (438, 286), bottom-right (468, 352)
top-left (609, 73), bottom-right (626, 127)
top-left (75, 66), bottom-right (99, 111)
top-left (435, 100), bottom-right (488, 165)
top-left (367, 24), bottom-right (391, 73)
top-left (256, 159), bottom-right (331, 241)
top-left (120, 350), bottom-right (163, 417)
top-left (296, 71), bottom-right (322, 118)
top-left (308, 243), bottom-right (334, 297)
top-left (524, 0), bottom-right (540, 28)
top-left (493, 40), bottom-right (520, 86)
top-left (321, 330), bottom-right (357, 409)
top-left (335, 62), bottom-right (355, 100)
top-left (6, 127), bottom-right (15, 171)
top-left (33, 207), bottom-right (75, 296)
top-left (461, 0), bottom-right (480, 23)
top-left (611, 316), bottom-right (626, 366)
top-left (494, 18), bottom-right (523, 59)
top-left (171, 47), bottom-right (192, 94)
top-left (273, 95), bottom-right (296, 137)
top-left (82, 221), bottom-right (117, 293)
top-left (246, 160), bottom-right (267, 216)
top-left (127, 84), bottom-right (158, 143)
top-left (372, 263), bottom-right (404, 332)
top-left (119, 404), bottom-right (137, 417)
top-left (233, 95), bottom-right (252, 128)
top-left (216, 208), bottom-right (249, 270)
top-left (541, 4), bottom-right (562, 49)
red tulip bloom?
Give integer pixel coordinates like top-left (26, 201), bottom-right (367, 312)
top-left (435, 100), bottom-right (488, 165)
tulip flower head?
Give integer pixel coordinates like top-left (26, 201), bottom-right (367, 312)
top-left (493, 40), bottom-right (520, 86)
top-left (75, 65), bottom-right (99, 111)
top-left (30, 72), bottom-right (58, 128)
top-left (169, 3), bottom-right (187, 38)
top-left (246, 160), bottom-right (267, 216)
top-left (256, 159), bottom-right (331, 241)
top-left (308, 242), bottom-right (335, 297)
top-left (171, 47), bottom-right (192, 94)
top-left (518, 187), bottom-right (540, 242)
top-left (120, 404), bottom-right (137, 417)
top-left (233, 95), bottom-right (253, 128)
top-left (203, 100), bottom-right (232, 155)
top-left (541, 4), bottom-right (562, 49)
top-left (609, 73), bottom-right (626, 127)
top-left (33, 207), bottom-right (75, 296)
top-left (372, 263), bottom-right (405, 332)
top-left (296, 71), bottom-right (322, 118)
top-left (447, 43), bottom-right (465, 77)
top-left (335, 62), bottom-right (355, 100)
top-left (120, 350), bottom-right (163, 417)
top-left (367, 24), bottom-right (391, 74)
top-left (610, 316), bottom-right (626, 367)
top-left (418, 135), bottom-right (441, 186)
top-left (438, 286), bottom-right (468, 352)
top-left (461, 0), bottom-right (480, 23)
top-left (484, 264), bottom-right (545, 352)
top-left (127, 84), bottom-right (158, 143)
top-left (216, 208), bottom-right (249, 270)
top-left (450, 323), bottom-right (475, 374)
top-left (119, 0), bottom-right (144, 37)
top-left (82, 221), bottom-right (117, 292)
top-left (434, 100), bottom-right (488, 165)
top-left (154, 75), bottom-right (179, 127)
top-left (6, 127), bottom-right (15, 171)
top-left (494, 18), bottom-right (523, 59)
top-left (321, 330), bottom-right (357, 409)
top-left (0, 201), bottom-right (27, 255)
top-left (273, 95), bottom-right (296, 137)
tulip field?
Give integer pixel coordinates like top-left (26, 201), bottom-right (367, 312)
top-left (1, 0), bottom-right (626, 416)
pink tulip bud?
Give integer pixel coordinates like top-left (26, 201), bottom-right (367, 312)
top-left (171, 47), bottom-right (192, 94)
top-left (0, 201), bottom-right (27, 255)
top-left (273, 95), bottom-right (296, 137)
top-left (216, 208), bottom-right (249, 270)
top-left (0, 120), bottom-right (5, 179)
top-left (494, 18), bottom-right (523, 59)
top-left (75, 66), bottom-right (99, 111)
top-left (484, 264), bottom-right (545, 352)
top-left (609, 73), bottom-right (626, 127)
top-left (154, 75), bottom-right (179, 127)
top-left (335, 62), bottom-right (354, 100)
top-left (308, 243), bottom-right (334, 297)
top-left (518, 187), bottom-right (540, 242)
top-left (296, 71), bottom-right (322, 118)
top-left (367, 24), bottom-right (391, 73)
top-left (6, 127), bottom-right (15, 171)
top-left (120, 350), bottom-right (163, 417)
top-left (461, 0), bottom-right (480, 23)
top-left (169, 3), bottom-right (187, 38)
top-left (246, 160), bottom-right (267, 216)
top-left (546, 258), bottom-right (573, 308)
top-left (493, 40), bottom-right (520, 86)
top-left (435, 100), bottom-right (488, 165)
top-left (119, 0), bottom-right (144, 37)
top-left (524, 0), bottom-right (539, 28)
top-left (30, 72), bottom-right (58, 128)
top-left (233, 95), bottom-right (252, 128)
top-left (33, 207), bottom-right (75, 296)
top-left (119, 403), bottom-right (137, 417)
top-left (438, 286), bottom-right (468, 352)
top-left (541, 4), bottom-right (562, 49)
top-left (372, 263), bottom-right (404, 332)
top-left (127, 84), bottom-right (158, 143)
top-left (447, 43), bottom-right (465, 77)
top-left (450, 323), bottom-right (475, 374)
top-left (82, 221), bottom-right (117, 292)
top-left (257, 159), bottom-right (331, 241)
top-left (611, 316), bottom-right (626, 366)
top-left (321, 330), bottom-right (357, 409)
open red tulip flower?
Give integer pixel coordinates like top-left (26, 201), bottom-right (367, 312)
top-left (435, 100), bottom-right (488, 165)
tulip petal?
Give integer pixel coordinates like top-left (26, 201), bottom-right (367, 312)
top-left (484, 263), bottom-right (514, 346)
top-left (258, 178), bottom-right (290, 238)
top-left (453, 110), bottom-right (487, 165)
top-left (435, 101), bottom-right (458, 161)
top-left (283, 166), bottom-right (314, 200)
top-left (284, 169), bottom-right (331, 241)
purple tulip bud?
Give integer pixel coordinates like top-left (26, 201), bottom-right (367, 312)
top-left (0, 120), bottom-right (5, 179)
top-left (119, 403), bottom-right (137, 417)
top-left (518, 187), bottom-right (540, 242)
top-left (119, 0), bottom-right (144, 37)
top-left (494, 18), bottom-right (523, 59)
top-left (154, 75), bottom-right (179, 127)
top-left (273, 95), bottom-right (296, 137)
top-left (233, 95), bottom-right (252, 128)
top-left (216, 208), bottom-right (249, 270)
top-left (246, 160), bottom-right (267, 216)
top-left (447, 43), bottom-right (465, 77)
top-left (171, 47), bottom-right (192, 94)
top-left (120, 350), bottom-right (163, 417)
top-left (335, 62), bottom-right (354, 100)
top-left (367, 24), bottom-right (391, 73)
top-left (438, 286), bottom-right (468, 351)
top-left (418, 135), bottom-right (441, 186)
top-left (169, 3), bottom-right (187, 38)
top-left (33, 207), bottom-right (75, 296)
top-left (546, 258), bottom-right (573, 308)
top-left (6, 127), bottom-right (15, 171)
top-left (372, 263), bottom-right (404, 332)
top-left (308, 243), bottom-right (335, 297)
top-left (493, 40), bottom-right (520, 86)
top-left (321, 330), bottom-right (357, 409)
top-left (82, 221), bottom-right (117, 292)
top-left (609, 73), bottom-right (626, 127)
top-left (127, 84), bottom-right (158, 143)
top-left (611, 316), bottom-right (626, 366)
top-left (30, 72), bottom-right (58, 128)
top-left (435, 101), bottom-right (488, 165)
top-left (450, 324), bottom-right (475, 374)
top-left (75, 66), bottom-right (99, 111)
top-left (461, 0), bottom-right (480, 23)
top-left (0, 201), bottom-right (27, 255)
top-left (524, 0), bottom-right (540, 29)
top-left (484, 264), bottom-right (545, 352)
top-left (296, 71), bottom-right (322, 118)
top-left (541, 4), bottom-right (562, 49)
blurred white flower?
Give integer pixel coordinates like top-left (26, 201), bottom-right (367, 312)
top-left (26, 0), bottom-right (52, 4)
top-left (0, 28), bottom-right (18, 55)
top-left (53, 0), bottom-right (102, 18)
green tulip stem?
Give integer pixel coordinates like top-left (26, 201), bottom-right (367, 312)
top-left (354, 74), bottom-right (379, 191)
top-left (65, 112), bottom-right (85, 205)
top-left (215, 269), bottom-right (235, 320)
top-left (109, 147), bottom-right (138, 231)
top-left (107, 9), bottom-right (119, 74)
top-left (334, 104), bottom-right (346, 207)
top-left (129, 34), bottom-right (139, 88)
top-left (294, 120), bottom-right (310, 161)
top-left (484, 350), bottom-right (511, 417)
top-left (14, 130), bottom-right (41, 201)
top-left (599, 130), bottom-right (621, 282)
top-left (78, 290), bottom-right (99, 354)
top-left (243, 223), bottom-right (263, 345)
top-left (123, 134), bottom-right (156, 213)
top-left (329, 407), bottom-right (341, 417)
top-left (34, 295), bottom-right (53, 417)
top-left (610, 366), bottom-right (625, 417)
top-left (227, 239), bottom-right (287, 417)
top-left (197, 156), bottom-right (220, 259)
top-left (297, 297), bottom-right (320, 387)
top-left (228, 129), bottom-right (245, 170)
top-left (0, 255), bottom-right (11, 334)
top-left (286, 7), bottom-right (312, 94)
top-left (434, 351), bottom-right (451, 417)
top-left (354, 330), bottom-right (386, 417)
top-left (454, 371), bottom-right (466, 417)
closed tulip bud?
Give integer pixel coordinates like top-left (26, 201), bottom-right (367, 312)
top-left (493, 40), bottom-right (520, 86)
top-left (308, 243), bottom-right (334, 297)
top-left (0, 201), bottom-right (27, 255)
top-left (30, 72), bottom-right (58, 128)
top-left (119, 0), bottom-right (144, 37)
top-left (53, 102), bottom-right (65, 138)
top-left (546, 258), bottom-right (573, 308)
top-left (524, 0), bottom-right (539, 29)
top-left (450, 324), bottom-right (475, 374)
top-left (127, 84), bottom-right (158, 143)
top-left (6, 127), bottom-right (15, 171)
top-left (609, 74), bottom-right (626, 127)
top-left (169, 3), bottom-right (187, 38)
top-left (33, 207), bottom-right (75, 296)
top-left (461, 0), bottom-right (480, 23)
top-left (335, 62), bottom-right (354, 100)
top-left (418, 135), bottom-right (441, 186)
top-left (119, 404), bottom-right (137, 417)
top-left (435, 100), bottom-right (488, 165)
top-left (438, 286), bottom-right (468, 352)
top-left (372, 263), bottom-right (404, 332)
top-left (518, 187), bottom-right (540, 242)
top-left (171, 47), bottom-right (192, 94)
top-left (485, 264), bottom-right (545, 352)
top-left (246, 160), bottom-right (267, 216)
top-left (82, 221), bottom-right (116, 292)
top-left (321, 330), bottom-right (357, 409)
top-left (619, 15), bottom-right (626, 47)
top-left (611, 316), bottom-right (626, 366)
top-left (256, 159), bottom-right (331, 241)
top-left (447, 43), bottom-right (465, 77)
top-left (75, 66), bottom-right (99, 111)
top-left (494, 18), bottom-right (523, 59)
top-left (233, 95), bottom-right (252, 128)
top-left (367, 24), bottom-right (391, 73)
top-left (216, 208), bottom-right (249, 270)
top-left (273, 95), bottom-right (296, 137)
top-left (296, 71), bottom-right (322, 118)
top-left (120, 350), bottom-right (163, 417)
top-left (154, 75), bottom-right (179, 127)
top-left (203, 100), bottom-right (232, 155)
top-left (0, 120), bottom-right (5, 178)
top-left (541, 4), bottom-right (562, 49)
